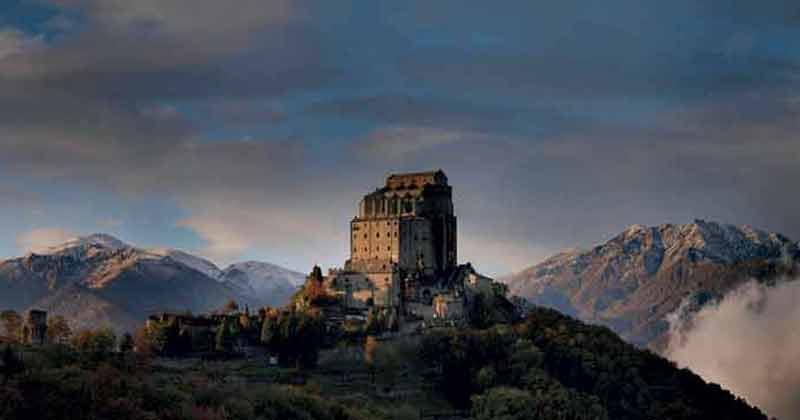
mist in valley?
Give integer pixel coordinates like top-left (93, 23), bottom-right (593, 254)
top-left (667, 278), bottom-right (800, 419)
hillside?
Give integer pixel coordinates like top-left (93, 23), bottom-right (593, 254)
top-left (0, 234), bottom-right (302, 332)
top-left (419, 306), bottom-right (768, 419)
top-left (504, 220), bottom-right (800, 350)
top-left (0, 302), bottom-right (769, 420)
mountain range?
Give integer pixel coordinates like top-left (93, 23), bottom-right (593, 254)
top-left (0, 234), bottom-right (305, 332)
top-left (503, 220), bottom-right (800, 350)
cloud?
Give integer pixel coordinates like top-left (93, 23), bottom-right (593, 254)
top-left (0, 27), bottom-right (43, 60)
top-left (666, 279), bottom-right (800, 419)
top-left (97, 217), bottom-right (122, 230)
top-left (308, 94), bottom-right (524, 132)
top-left (1, 0), bottom-right (800, 277)
top-left (357, 125), bottom-right (469, 161)
top-left (17, 228), bottom-right (76, 253)
top-left (176, 196), bottom-right (351, 270)
top-left (459, 234), bottom-right (554, 277)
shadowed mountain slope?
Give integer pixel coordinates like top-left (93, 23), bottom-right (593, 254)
top-left (504, 220), bottom-right (799, 349)
top-left (0, 234), bottom-right (302, 332)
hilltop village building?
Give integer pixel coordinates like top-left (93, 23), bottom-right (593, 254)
top-left (305, 170), bottom-right (496, 325)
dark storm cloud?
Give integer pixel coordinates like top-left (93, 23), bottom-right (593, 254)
top-left (306, 94), bottom-right (570, 138)
top-left (0, 0), bottom-right (799, 273)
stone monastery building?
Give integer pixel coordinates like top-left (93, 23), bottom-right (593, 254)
top-left (309, 170), bottom-right (496, 324)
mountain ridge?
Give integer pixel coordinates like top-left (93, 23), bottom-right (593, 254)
top-left (0, 233), bottom-right (303, 332)
top-left (504, 220), bottom-right (799, 350)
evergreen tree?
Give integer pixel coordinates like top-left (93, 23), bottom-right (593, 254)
top-left (149, 318), bottom-right (179, 356)
top-left (119, 333), bottom-right (134, 353)
top-left (215, 318), bottom-right (234, 353)
top-left (1, 345), bottom-right (23, 383)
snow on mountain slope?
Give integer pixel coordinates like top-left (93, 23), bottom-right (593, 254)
top-left (150, 248), bottom-right (223, 280)
top-left (506, 220), bottom-right (800, 351)
top-left (218, 261), bottom-right (304, 307)
top-left (0, 233), bottom-right (305, 330)
top-left (0, 234), bottom-right (242, 329)
top-left (43, 233), bottom-right (129, 254)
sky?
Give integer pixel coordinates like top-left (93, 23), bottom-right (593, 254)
top-left (0, 0), bottom-right (798, 276)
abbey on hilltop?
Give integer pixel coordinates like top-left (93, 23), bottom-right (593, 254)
top-left (300, 170), bottom-right (508, 327)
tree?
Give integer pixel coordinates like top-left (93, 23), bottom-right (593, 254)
top-left (471, 387), bottom-right (538, 420)
top-left (71, 328), bottom-right (116, 364)
top-left (46, 315), bottom-right (72, 344)
top-left (215, 318), bottom-right (234, 353)
top-left (295, 313), bottom-right (323, 368)
top-left (0, 311), bottom-right (22, 342)
top-left (364, 335), bottom-right (378, 384)
top-left (0, 346), bottom-right (23, 383)
top-left (223, 300), bottom-right (239, 313)
top-left (365, 310), bottom-right (383, 335)
top-left (375, 344), bottom-right (402, 393)
top-left (260, 313), bottom-right (278, 345)
top-left (468, 294), bottom-right (493, 329)
top-left (148, 318), bottom-right (179, 356)
top-left (119, 333), bottom-right (134, 353)
top-left (132, 326), bottom-right (153, 372)
top-left (261, 310), bottom-right (323, 368)
top-left (239, 313), bottom-right (252, 332)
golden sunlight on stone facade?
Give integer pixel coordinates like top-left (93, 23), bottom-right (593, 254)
top-left (304, 170), bottom-right (498, 327)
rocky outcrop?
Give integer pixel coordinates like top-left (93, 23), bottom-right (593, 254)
top-left (504, 220), bottom-right (799, 350)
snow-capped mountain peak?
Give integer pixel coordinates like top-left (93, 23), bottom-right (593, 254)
top-left (217, 260), bottom-right (305, 305)
top-left (149, 248), bottom-right (222, 280)
top-left (43, 233), bottom-right (130, 254)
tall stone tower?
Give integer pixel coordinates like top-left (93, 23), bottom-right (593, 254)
top-left (348, 170), bottom-right (457, 275)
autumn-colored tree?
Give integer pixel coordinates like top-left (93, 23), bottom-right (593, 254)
top-left (238, 313), bottom-right (253, 332)
top-left (364, 335), bottom-right (378, 384)
top-left (132, 326), bottom-right (153, 372)
top-left (223, 300), bottom-right (239, 313)
top-left (46, 315), bottom-right (72, 344)
top-left (260, 312), bottom-right (278, 345)
top-left (0, 311), bottom-right (22, 342)
top-left (148, 317), bottom-right (180, 356)
top-left (71, 328), bottom-right (116, 364)
top-left (215, 318), bottom-right (234, 353)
